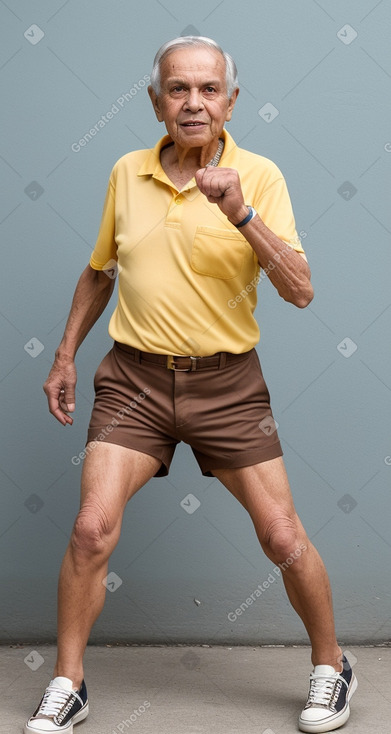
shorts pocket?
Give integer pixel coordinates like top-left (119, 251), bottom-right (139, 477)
top-left (93, 350), bottom-right (112, 391)
top-left (190, 225), bottom-right (249, 279)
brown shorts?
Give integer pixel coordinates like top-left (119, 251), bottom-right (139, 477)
top-left (86, 342), bottom-right (283, 477)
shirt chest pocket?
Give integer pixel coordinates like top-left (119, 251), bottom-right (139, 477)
top-left (190, 225), bottom-right (249, 280)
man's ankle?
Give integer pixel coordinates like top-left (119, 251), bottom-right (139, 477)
top-left (53, 669), bottom-right (84, 689)
top-left (311, 647), bottom-right (343, 672)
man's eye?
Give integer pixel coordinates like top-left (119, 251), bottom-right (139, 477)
top-left (172, 86), bottom-right (184, 93)
top-left (205, 87), bottom-right (216, 93)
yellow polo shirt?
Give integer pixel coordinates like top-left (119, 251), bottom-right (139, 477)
top-left (90, 128), bottom-right (305, 355)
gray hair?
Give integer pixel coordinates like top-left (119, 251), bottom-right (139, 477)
top-left (150, 36), bottom-right (239, 98)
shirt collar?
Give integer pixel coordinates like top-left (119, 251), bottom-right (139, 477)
top-left (137, 128), bottom-right (240, 186)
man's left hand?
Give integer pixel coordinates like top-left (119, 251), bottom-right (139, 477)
top-left (195, 167), bottom-right (249, 225)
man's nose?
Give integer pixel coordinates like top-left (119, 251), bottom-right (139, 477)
top-left (184, 89), bottom-right (204, 112)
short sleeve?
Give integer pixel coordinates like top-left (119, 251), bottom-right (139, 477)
top-left (256, 176), bottom-right (305, 254)
top-left (89, 172), bottom-right (116, 270)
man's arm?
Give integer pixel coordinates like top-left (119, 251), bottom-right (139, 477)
top-left (43, 264), bottom-right (115, 425)
top-left (195, 167), bottom-right (314, 309)
top-left (228, 207), bottom-right (313, 308)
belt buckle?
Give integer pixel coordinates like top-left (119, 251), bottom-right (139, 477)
top-left (167, 355), bottom-right (197, 372)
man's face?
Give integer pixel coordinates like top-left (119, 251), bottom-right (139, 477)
top-left (149, 46), bottom-right (238, 148)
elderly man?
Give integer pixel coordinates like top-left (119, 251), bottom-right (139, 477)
top-left (25, 36), bottom-right (356, 734)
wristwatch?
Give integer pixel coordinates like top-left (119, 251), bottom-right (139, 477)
top-left (235, 206), bottom-right (256, 228)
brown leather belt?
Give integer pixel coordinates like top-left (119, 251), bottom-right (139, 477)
top-left (114, 342), bottom-right (252, 372)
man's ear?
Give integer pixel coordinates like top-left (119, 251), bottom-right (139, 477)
top-left (148, 85), bottom-right (163, 122)
top-left (225, 87), bottom-right (239, 122)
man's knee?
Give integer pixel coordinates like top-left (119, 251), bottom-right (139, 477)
top-left (71, 504), bottom-right (118, 558)
top-left (261, 514), bottom-right (305, 565)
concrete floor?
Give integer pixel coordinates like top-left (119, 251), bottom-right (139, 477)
top-left (1, 645), bottom-right (390, 733)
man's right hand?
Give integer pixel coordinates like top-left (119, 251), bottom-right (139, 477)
top-left (43, 355), bottom-right (77, 425)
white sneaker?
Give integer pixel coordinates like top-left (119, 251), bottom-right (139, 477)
top-left (299, 655), bottom-right (357, 732)
top-left (24, 676), bottom-right (88, 733)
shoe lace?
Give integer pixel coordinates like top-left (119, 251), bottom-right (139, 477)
top-left (37, 684), bottom-right (72, 717)
top-left (307, 673), bottom-right (343, 709)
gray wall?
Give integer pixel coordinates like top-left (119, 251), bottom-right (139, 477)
top-left (1, 0), bottom-right (390, 645)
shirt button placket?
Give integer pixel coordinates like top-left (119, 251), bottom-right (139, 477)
top-left (166, 192), bottom-right (184, 224)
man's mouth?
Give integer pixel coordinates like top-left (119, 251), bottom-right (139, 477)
top-left (181, 121), bottom-right (206, 127)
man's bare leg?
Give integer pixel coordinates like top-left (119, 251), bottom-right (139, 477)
top-left (213, 457), bottom-right (342, 670)
top-left (53, 443), bottom-right (161, 688)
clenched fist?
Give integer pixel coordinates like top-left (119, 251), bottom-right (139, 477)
top-left (195, 167), bottom-right (249, 224)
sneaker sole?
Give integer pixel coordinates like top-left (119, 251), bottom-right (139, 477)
top-left (298, 674), bottom-right (357, 733)
top-left (24, 701), bottom-right (89, 734)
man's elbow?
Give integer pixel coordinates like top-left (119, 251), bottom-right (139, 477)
top-left (284, 282), bottom-right (314, 309)
top-left (293, 283), bottom-right (314, 308)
